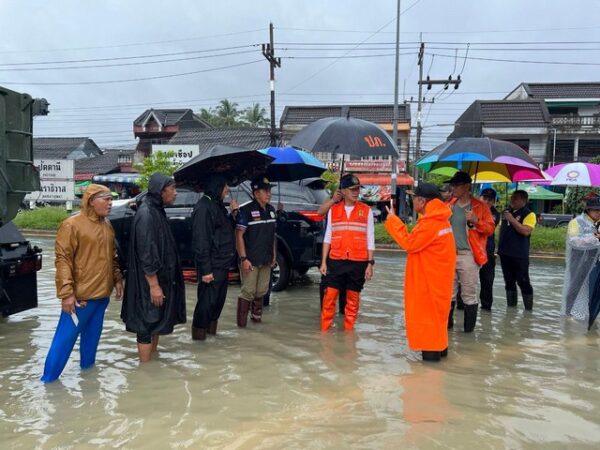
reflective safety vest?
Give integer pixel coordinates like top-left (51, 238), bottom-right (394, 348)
top-left (329, 201), bottom-right (370, 261)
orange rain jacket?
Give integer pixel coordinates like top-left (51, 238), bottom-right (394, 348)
top-left (385, 199), bottom-right (456, 351)
top-left (448, 197), bottom-right (495, 266)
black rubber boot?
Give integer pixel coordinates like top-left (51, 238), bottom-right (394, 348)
top-left (447, 301), bottom-right (455, 329)
top-left (441, 347), bottom-right (448, 358)
top-left (506, 290), bottom-right (518, 307)
top-left (463, 304), bottom-right (478, 333)
top-left (237, 298), bottom-right (250, 328)
top-left (422, 351), bottom-right (441, 362)
top-left (192, 327), bottom-right (207, 341)
top-left (523, 294), bottom-right (533, 311)
top-left (456, 290), bottom-right (465, 310)
top-left (207, 321), bottom-right (218, 335)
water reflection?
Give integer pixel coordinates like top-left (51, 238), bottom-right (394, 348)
top-left (1, 238), bottom-right (600, 448)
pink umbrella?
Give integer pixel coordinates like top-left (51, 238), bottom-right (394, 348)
top-left (544, 162), bottom-right (600, 187)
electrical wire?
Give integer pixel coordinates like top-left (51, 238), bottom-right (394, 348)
top-left (0, 59), bottom-right (263, 86)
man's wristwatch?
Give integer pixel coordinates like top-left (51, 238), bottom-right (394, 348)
top-left (367, 259), bottom-right (375, 265)
top-left (239, 256), bottom-right (248, 263)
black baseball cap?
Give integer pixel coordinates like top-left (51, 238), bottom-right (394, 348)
top-left (339, 174), bottom-right (361, 189)
top-left (585, 196), bottom-right (600, 211)
top-left (411, 182), bottom-right (442, 200)
top-left (250, 176), bottom-right (275, 191)
top-left (447, 171), bottom-right (472, 185)
top-left (481, 188), bottom-right (497, 200)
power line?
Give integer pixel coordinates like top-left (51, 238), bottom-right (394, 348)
top-left (0, 59), bottom-right (263, 86)
top-left (0, 50), bottom-right (258, 72)
top-left (0, 29), bottom-right (264, 54)
top-left (432, 52), bottom-right (600, 66)
top-left (277, 25), bottom-right (600, 35)
top-left (282, 0), bottom-right (423, 93)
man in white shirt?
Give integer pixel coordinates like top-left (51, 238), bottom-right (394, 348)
top-left (319, 174), bottom-right (375, 332)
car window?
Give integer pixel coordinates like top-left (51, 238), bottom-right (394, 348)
top-left (166, 190), bottom-right (200, 208)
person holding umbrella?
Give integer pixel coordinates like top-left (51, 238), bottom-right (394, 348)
top-left (561, 196), bottom-right (600, 326)
top-left (190, 174), bottom-right (239, 341)
top-left (320, 174), bottom-right (375, 332)
top-left (497, 190), bottom-right (537, 310)
top-left (235, 176), bottom-right (277, 327)
top-left (384, 183), bottom-right (456, 361)
top-left (447, 171), bottom-right (495, 333)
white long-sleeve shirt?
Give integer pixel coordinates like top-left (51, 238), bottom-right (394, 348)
top-left (324, 205), bottom-right (375, 250)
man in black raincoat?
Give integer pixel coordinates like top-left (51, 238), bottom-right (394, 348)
top-left (191, 174), bottom-right (239, 340)
top-left (121, 173), bottom-right (186, 362)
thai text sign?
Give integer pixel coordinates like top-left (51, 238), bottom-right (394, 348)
top-left (35, 159), bottom-right (74, 180)
top-left (344, 160), bottom-right (407, 173)
top-left (152, 145), bottom-right (199, 165)
top-left (26, 181), bottom-right (75, 201)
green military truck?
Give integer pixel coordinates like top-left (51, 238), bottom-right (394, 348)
top-left (0, 86), bottom-right (49, 317)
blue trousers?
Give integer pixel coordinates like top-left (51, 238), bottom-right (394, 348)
top-left (41, 298), bottom-right (109, 383)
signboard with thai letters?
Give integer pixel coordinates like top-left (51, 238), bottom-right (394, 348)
top-left (35, 159), bottom-right (74, 180)
top-left (26, 181), bottom-right (76, 201)
top-left (344, 160), bottom-right (407, 173)
top-left (25, 158), bottom-right (75, 201)
top-left (152, 145), bottom-right (199, 165)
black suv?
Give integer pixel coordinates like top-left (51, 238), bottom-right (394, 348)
top-left (109, 179), bottom-right (328, 291)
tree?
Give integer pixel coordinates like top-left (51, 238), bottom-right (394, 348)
top-left (243, 103), bottom-right (268, 127)
top-left (133, 151), bottom-right (180, 191)
top-left (197, 99), bottom-right (269, 128)
top-left (215, 99), bottom-right (241, 127)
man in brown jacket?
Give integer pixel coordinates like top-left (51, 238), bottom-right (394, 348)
top-left (41, 184), bottom-right (123, 383)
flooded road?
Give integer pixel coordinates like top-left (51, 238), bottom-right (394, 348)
top-left (2, 237), bottom-right (600, 449)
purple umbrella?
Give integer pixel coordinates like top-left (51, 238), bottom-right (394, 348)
top-left (544, 162), bottom-right (600, 187)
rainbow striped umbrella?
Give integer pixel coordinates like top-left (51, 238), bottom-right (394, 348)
top-left (416, 137), bottom-right (547, 183)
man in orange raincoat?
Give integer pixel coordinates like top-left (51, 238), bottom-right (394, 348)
top-left (385, 183), bottom-right (456, 361)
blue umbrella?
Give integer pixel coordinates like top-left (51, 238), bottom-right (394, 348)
top-left (258, 146), bottom-right (326, 182)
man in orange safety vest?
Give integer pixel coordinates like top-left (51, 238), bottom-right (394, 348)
top-left (320, 174), bottom-right (375, 331)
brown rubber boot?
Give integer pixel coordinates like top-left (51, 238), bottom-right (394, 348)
top-left (207, 320), bottom-right (218, 335)
top-left (191, 327), bottom-right (207, 341)
top-left (237, 298), bottom-right (250, 328)
top-left (251, 297), bottom-right (263, 323)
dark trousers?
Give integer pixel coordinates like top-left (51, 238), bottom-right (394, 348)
top-left (499, 255), bottom-right (533, 296)
top-left (193, 268), bottom-right (229, 329)
top-left (479, 253), bottom-right (496, 308)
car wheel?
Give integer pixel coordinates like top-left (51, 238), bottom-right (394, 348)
top-left (271, 250), bottom-right (290, 292)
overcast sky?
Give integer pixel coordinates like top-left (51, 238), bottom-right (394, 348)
top-left (3, 0), bottom-right (600, 151)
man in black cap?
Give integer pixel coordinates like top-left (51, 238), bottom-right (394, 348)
top-left (235, 176), bottom-right (277, 327)
top-left (498, 189), bottom-right (537, 310)
top-left (320, 174), bottom-right (375, 332)
top-left (446, 171), bottom-right (495, 332)
top-left (479, 188), bottom-right (501, 310)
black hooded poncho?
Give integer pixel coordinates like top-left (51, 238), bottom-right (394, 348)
top-left (121, 173), bottom-right (186, 335)
top-left (191, 174), bottom-right (237, 275)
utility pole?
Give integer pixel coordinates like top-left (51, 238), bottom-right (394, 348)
top-left (262, 22), bottom-right (281, 146)
top-left (415, 41), bottom-right (462, 163)
top-left (391, 0), bottom-right (401, 211)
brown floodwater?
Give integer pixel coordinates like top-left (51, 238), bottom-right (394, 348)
top-left (1, 237), bottom-right (599, 449)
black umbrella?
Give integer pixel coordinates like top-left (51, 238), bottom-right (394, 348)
top-left (289, 116), bottom-right (400, 158)
top-left (173, 145), bottom-right (274, 187)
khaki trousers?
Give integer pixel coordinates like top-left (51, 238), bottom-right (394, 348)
top-left (452, 251), bottom-right (480, 306)
top-left (240, 264), bottom-right (271, 301)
